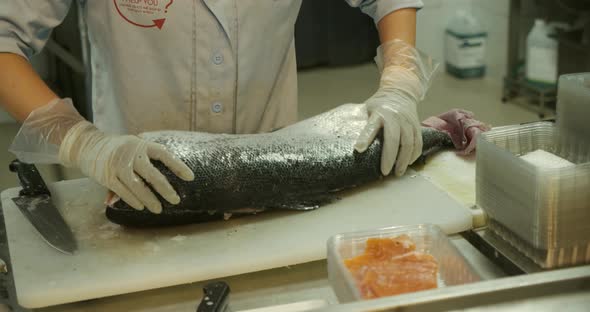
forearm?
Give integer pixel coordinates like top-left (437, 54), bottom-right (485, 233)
top-left (0, 53), bottom-right (59, 122)
top-left (377, 8), bottom-right (417, 46)
top-left (356, 6), bottom-right (434, 177)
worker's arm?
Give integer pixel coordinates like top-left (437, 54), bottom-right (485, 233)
top-left (353, 6), bottom-right (439, 177)
top-left (377, 8), bottom-right (416, 46)
top-left (0, 2), bottom-right (194, 214)
top-left (0, 1), bottom-right (78, 144)
top-left (0, 57), bottom-right (195, 213)
top-left (0, 53), bottom-right (59, 121)
top-left (0, 0), bottom-right (71, 120)
top-left (0, 60), bottom-right (194, 214)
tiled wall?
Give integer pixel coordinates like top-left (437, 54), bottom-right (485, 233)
top-left (417, 0), bottom-right (510, 82)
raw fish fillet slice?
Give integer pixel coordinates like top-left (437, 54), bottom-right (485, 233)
top-left (344, 236), bottom-right (439, 299)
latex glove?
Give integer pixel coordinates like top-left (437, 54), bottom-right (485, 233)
top-left (10, 98), bottom-right (194, 214)
top-left (354, 39), bottom-right (438, 176)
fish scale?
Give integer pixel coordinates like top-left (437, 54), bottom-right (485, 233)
top-left (106, 104), bottom-right (453, 227)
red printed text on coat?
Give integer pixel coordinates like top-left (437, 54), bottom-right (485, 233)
top-left (113, 0), bottom-right (175, 30)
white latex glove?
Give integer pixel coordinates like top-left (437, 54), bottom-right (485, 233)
top-left (10, 98), bottom-right (194, 214)
top-left (354, 39), bottom-right (438, 176)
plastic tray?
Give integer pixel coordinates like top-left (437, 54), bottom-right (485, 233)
top-left (476, 122), bottom-right (590, 268)
top-left (327, 224), bottom-right (480, 303)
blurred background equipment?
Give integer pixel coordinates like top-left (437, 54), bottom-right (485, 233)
top-left (444, 10), bottom-right (488, 79)
top-left (295, 0), bottom-right (380, 69)
top-left (502, 0), bottom-right (590, 118)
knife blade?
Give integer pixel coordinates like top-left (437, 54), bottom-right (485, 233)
top-left (8, 160), bottom-right (77, 254)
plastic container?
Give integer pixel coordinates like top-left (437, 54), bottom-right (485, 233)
top-left (476, 122), bottom-right (590, 268)
top-left (327, 224), bottom-right (481, 303)
top-left (557, 73), bottom-right (590, 139)
top-left (444, 10), bottom-right (487, 79)
top-left (526, 19), bottom-right (559, 88)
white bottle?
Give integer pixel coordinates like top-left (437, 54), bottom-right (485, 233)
top-left (525, 19), bottom-right (558, 87)
top-left (445, 10), bottom-right (487, 78)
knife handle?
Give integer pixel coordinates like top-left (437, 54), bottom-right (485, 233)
top-left (196, 281), bottom-right (231, 312)
top-left (9, 159), bottom-right (51, 197)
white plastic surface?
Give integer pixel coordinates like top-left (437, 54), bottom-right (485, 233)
top-left (1, 172), bottom-right (472, 309)
top-left (417, 152), bottom-right (476, 208)
top-left (521, 149), bottom-right (575, 169)
top-left (238, 300), bottom-right (327, 312)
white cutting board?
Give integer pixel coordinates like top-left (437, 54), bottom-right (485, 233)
top-left (1, 170), bottom-right (472, 308)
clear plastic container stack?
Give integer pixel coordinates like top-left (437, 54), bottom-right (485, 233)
top-left (327, 224), bottom-right (481, 302)
top-left (476, 77), bottom-right (590, 268)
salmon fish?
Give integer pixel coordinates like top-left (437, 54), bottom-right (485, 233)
top-left (106, 104), bottom-right (488, 227)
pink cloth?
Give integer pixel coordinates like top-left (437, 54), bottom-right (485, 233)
top-left (421, 109), bottom-right (491, 155)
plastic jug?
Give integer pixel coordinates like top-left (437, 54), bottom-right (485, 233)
top-left (444, 10), bottom-right (487, 79)
top-left (525, 19), bottom-right (558, 88)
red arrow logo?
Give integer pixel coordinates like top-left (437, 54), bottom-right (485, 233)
top-left (153, 19), bottom-right (166, 29)
top-left (114, 0), bottom-right (167, 30)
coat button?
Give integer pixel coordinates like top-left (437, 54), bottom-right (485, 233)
top-left (211, 102), bottom-right (223, 113)
top-left (212, 52), bottom-right (224, 65)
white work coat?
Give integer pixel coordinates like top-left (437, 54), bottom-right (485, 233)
top-left (0, 0), bottom-right (422, 135)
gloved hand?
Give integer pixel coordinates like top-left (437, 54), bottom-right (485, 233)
top-left (354, 39), bottom-right (438, 176)
top-left (10, 98), bottom-right (194, 214)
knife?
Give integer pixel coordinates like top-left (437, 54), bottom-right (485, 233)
top-left (8, 160), bottom-right (77, 254)
top-left (197, 281), bottom-right (231, 312)
top-left (195, 281), bottom-right (328, 312)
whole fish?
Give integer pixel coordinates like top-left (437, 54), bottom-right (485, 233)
top-left (106, 104), bottom-right (485, 227)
